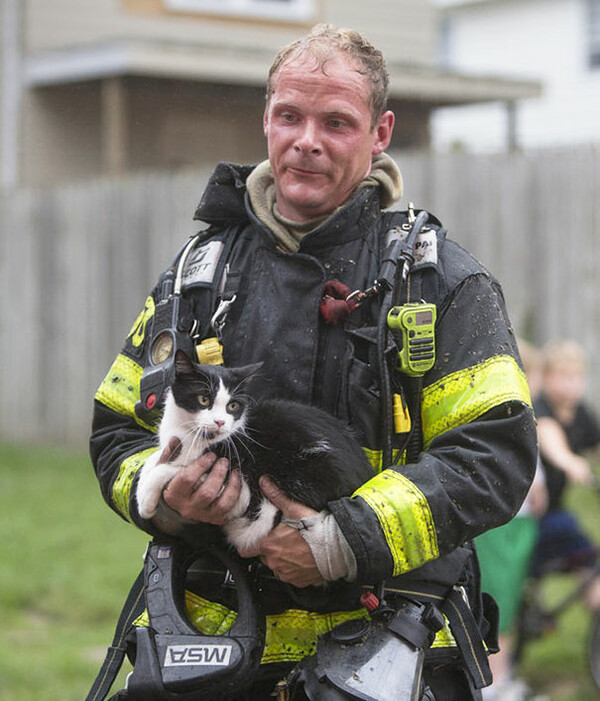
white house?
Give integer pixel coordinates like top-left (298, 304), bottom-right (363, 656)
top-left (432, 0), bottom-right (600, 152)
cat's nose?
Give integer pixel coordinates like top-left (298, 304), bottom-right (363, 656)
top-left (214, 420), bottom-right (225, 428)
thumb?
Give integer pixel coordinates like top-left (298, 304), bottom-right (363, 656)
top-left (160, 436), bottom-right (182, 464)
top-left (259, 476), bottom-right (315, 519)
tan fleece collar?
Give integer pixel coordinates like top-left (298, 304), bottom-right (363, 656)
top-left (246, 153), bottom-right (403, 253)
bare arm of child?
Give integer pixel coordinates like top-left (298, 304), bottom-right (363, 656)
top-left (537, 416), bottom-right (594, 486)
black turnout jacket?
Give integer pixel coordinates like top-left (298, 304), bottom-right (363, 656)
top-left (90, 162), bottom-right (537, 678)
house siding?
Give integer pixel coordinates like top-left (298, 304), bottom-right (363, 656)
top-left (432, 0), bottom-right (600, 151)
top-left (25, 0), bottom-right (437, 66)
top-left (16, 0), bottom-right (444, 185)
top-left (325, 0), bottom-right (437, 64)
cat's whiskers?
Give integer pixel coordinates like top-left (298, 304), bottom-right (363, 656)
top-left (176, 421), bottom-right (212, 464)
top-left (225, 435), bottom-right (244, 471)
top-left (238, 425), bottom-right (267, 450)
top-left (189, 426), bottom-right (209, 461)
top-left (232, 373), bottom-right (261, 396)
top-left (230, 428), bottom-right (265, 464)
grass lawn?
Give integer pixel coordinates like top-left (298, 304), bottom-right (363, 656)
top-left (0, 442), bottom-right (147, 701)
top-left (1, 441), bottom-right (599, 700)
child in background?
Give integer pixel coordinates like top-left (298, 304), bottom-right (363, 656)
top-left (479, 339), bottom-right (548, 701)
top-left (531, 339), bottom-right (600, 610)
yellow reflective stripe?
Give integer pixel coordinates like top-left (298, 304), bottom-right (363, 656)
top-left (95, 353), bottom-right (156, 433)
top-left (363, 447), bottom-right (383, 472)
top-left (133, 610), bottom-right (149, 628)
top-left (132, 591), bottom-right (457, 659)
top-left (127, 296), bottom-right (155, 348)
top-left (184, 590), bottom-right (239, 635)
top-left (135, 593), bottom-right (369, 664)
top-left (353, 470), bottom-right (439, 576)
top-left (422, 355), bottom-right (531, 449)
top-left (362, 448), bottom-right (405, 473)
top-left (431, 617), bottom-right (457, 648)
top-left (260, 608), bottom-right (369, 664)
top-left (112, 447), bottom-right (159, 523)
top-left (384, 586), bottom-right (457, 648)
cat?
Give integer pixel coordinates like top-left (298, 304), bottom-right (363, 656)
top-left (136, 351), bottom-right (374, 551)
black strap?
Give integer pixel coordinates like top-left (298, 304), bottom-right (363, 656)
top-left (86, 568), bottom-right (146, 701)
top-left (383, 582), bottom-right (492, 690)
top-left (440, 588), bottom-right (493, 690)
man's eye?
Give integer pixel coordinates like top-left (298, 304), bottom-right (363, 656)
top-left (329, 119), bottom-right (343, 128)
top-left (198, 395), bottom-right (211, 407)
top-left (227, 400), bottom-right (240, 413)
top-left (282, 113), bottom-right (295, 122)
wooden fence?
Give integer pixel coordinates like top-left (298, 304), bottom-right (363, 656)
top-left (2, 146), bottom-right (600, 446)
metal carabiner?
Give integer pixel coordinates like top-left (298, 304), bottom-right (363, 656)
top-left (346, 282), bottom-right (381, 308)
top-left (210, 295), bottom-right (237, 338)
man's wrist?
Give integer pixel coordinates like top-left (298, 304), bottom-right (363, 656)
top-left (283, 510), bottom-right (357, 582)
top-left (152, 494), bottom-right (190, 535)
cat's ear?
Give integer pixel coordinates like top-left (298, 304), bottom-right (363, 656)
top-left (234, 362), bottom-right (263, 382)
top-left (174, 350), bottom-right (195, 376)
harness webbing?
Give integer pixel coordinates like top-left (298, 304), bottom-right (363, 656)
top-left (85, 569), bottom-right (145, 701)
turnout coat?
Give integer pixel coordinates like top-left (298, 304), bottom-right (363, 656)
top-left (90, 162), bottom-right (537, 685)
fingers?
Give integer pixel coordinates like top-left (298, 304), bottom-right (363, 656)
top-left (237, 542), bottom-right (261, 559)
top-left (163, 453), bottom-right (241, 524)
top-left (258, 476), bottom-right (292, 510)
top-left (159, 436), bottom-right (182, 464)
top-left (254, 525), bottom-right (325, 587)
top-left (259, 475), bottom-right (317, 520)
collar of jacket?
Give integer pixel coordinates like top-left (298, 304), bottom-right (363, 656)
top-left (193, 161), bottom-right (387, 251)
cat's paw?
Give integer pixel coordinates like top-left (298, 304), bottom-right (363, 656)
top-left (136, 451), bottom-right (164, 519)
top-left (137, 475), bottom-right (161, 518)
top-left (137, 492), bottom-right (159, 519)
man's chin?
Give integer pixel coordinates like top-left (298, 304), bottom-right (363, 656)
top-left (278, 188), bottom-right (335, 221)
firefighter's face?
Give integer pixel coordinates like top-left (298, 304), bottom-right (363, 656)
top-left (264, 51), bottom-right (394, 223)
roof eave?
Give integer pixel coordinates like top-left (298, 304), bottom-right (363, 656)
top-left (24, 40), bottom-right (542, 106)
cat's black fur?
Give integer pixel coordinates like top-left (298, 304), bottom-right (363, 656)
top-left (136, 351), bottom-right (374, 552)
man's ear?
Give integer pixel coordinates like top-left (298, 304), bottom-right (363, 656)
top-left (371, 110), bottom-right (395, 155)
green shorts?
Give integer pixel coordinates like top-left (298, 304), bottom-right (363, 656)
top-left (475, 516), bottom-right (538, 632)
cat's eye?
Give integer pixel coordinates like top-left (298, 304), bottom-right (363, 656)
top-left (227, 400), bottom-right (240, 413)
top-left (197, 395), bottom-right (211, 407)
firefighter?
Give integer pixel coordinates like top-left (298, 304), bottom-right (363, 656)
top-left (90, 24), bottom-right (537, 701)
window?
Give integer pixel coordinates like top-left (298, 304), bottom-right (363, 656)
top-left (589, 0), bottom-right (600, 67)
top-left (165, 0), bottom-right (314, 22)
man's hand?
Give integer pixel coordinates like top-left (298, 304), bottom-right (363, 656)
top-left (239, 476), bottom-right (325, 588)
top-left (162, 447), bottom-right (241, 525)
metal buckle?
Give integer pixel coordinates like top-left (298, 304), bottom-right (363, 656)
top-left (210, 295), bottom-right (237, 337)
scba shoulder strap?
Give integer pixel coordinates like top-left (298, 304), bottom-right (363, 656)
top-left (85, 569), bottom-right (145, 701)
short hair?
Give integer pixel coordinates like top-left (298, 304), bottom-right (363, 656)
top-left (267, 24), bottom-right (390, 130)
top-left (541, 338), bottom-right (587, 374)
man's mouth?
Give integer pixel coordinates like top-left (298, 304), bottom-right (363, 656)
top-left (286, 165), bottom-right (323, 177)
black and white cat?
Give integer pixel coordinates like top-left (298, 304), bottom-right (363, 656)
top-left (136, 352), bottom-right (373, 551)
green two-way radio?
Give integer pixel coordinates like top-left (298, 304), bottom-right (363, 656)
top-left (387, 303), bottom-right (436, 377)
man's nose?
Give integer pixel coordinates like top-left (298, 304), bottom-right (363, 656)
top-left (294, 121), bottom-right (321, 154)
